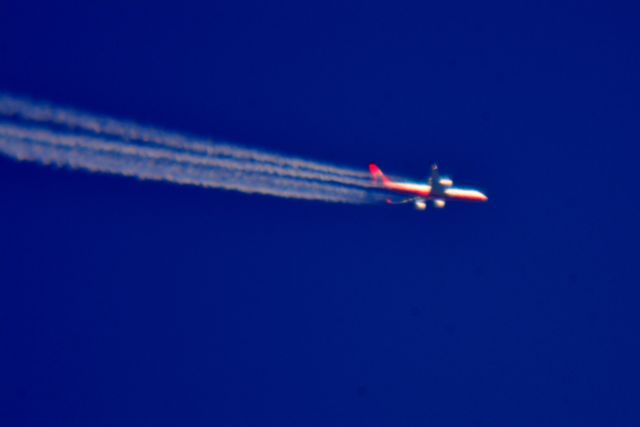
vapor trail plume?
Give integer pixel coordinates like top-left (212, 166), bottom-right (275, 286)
top-left (0, 94), bottom-right (371, 180)
top-left (0, 124), bottom-right (376, 188)
top-left (0, 94), bottom-right (381, 204)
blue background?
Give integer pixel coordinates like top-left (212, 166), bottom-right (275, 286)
top-left (1, 1), bottom-right (638, 426)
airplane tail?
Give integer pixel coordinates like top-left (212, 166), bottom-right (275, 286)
top-left (369, 163), bottom-right (390, 185)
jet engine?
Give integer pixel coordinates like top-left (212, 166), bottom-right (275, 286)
top-left (415, 199), bottom-right (427, 210)
top-left (433, 199), bottom-right (446, 208)
top-left (439, 177), bottom-right (453, 187)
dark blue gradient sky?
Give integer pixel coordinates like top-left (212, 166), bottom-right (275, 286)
top-left (1, 1), bottom-right (639, 426)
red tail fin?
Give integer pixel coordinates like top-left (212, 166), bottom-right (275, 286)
top-left (369, 163), bottom-right (390, 185)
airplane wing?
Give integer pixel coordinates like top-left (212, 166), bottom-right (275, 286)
top-left (385, 197), bottom-right (419, 205)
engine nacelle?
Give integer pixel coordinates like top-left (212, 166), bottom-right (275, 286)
top-left (414, 200), bottom-right (427, 210)
top-left (433, 199), bottom-right (446, 208)
top-left (439, 177), bottom-right (453, 187)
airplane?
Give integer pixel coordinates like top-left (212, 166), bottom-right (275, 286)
top-left (369, 163), bottom-right (488, 210)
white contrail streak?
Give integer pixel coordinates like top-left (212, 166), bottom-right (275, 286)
top-left (0, 124), bottom-right (376, 188)
top-left (0, 94), bottom-right (383, 204)
top-left (0, 94), bottom-right (372, 180)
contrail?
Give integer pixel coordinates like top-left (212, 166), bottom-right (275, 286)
top-left (0, 94), bottom-right (371, 179)
top-left (0, 124), bottom-right (375, 188)
top-left (0, 134), bottom-right (366, 203)
top-left (0, 94), bottom-right (385, 204)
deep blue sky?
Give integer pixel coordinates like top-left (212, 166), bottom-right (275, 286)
top-left (1, 1), bottom-right (639, 426)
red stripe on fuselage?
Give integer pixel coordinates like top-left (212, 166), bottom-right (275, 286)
top-left (383, 181), bottom-right (487, 202)
top-left (383, 181), bottom-right (432, 197)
